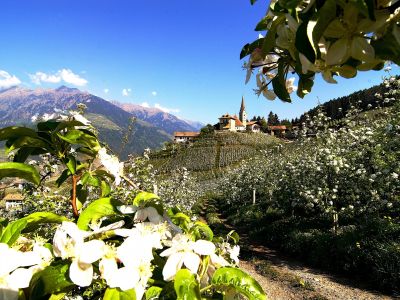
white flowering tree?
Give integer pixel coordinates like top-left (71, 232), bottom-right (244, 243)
top-left (243, 0), bottom-right (400, 101)
top-left (0, 115), bottom-right (266, 299)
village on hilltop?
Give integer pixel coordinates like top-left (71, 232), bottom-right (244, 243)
top-left (174, 97), bottom-right (288, 143)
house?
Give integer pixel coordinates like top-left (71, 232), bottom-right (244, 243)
top-left (174, 131), bottom-right (200, 143)
top-left (267, 125), bottom-right (287, 136)
top-left (217, 97), bottom-right (260, 133)
top-left (246, 121), bottom-right (261, 132)
top-left (3, 193), bottom-right (24, 211)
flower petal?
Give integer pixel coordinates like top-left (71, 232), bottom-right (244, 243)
top-left (78, 240), bottom-right (105, 264)
top-left (69, 259), bottom-right (93, 287)
top-left (162, 252), bottom-right (184, 281)
top-left (8, 268), bottom-right (34, 289)
top-left (183, 251), bottom-right (201, 275)
top-left (193, 240), bottom-right (215, 256)
top-left (99, 257), bottom-right (118, 284)
top-left (326, 38), bottom-right (350, 66)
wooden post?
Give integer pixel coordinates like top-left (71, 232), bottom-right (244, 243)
top-left (252, 189), bottom-right (256, 205)
top-left (153, 184), bottom-right (158, 195)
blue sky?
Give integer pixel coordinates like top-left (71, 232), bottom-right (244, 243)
top-left (0, 0), bottom-right (398, 124)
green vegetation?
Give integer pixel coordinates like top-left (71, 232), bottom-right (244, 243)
top-left (211, 78), bottom-right (400, 293)
top-left (149, 132), bottom-right (280, 174)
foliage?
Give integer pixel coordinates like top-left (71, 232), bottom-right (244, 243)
top-left (243, 0), bottom-right (400, 101)
top-left (0, 114), bottom-right (266, 300)
top-left (217, 76), bottom-right (400, 292)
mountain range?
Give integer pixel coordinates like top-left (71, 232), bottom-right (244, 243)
top-left (0, 86), bottom-right (203, 158)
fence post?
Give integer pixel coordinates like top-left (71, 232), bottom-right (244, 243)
top-left (252, 189), bottom-right (256, 205)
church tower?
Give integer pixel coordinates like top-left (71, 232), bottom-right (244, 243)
top-left (239, 96), bottom-right (247, 127)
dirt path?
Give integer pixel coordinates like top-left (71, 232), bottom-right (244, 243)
top-left (238, 241), bottom-right (395, 300)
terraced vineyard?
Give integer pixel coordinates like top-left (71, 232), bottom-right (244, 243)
top-left (149, 132), bottom-right (280, 173)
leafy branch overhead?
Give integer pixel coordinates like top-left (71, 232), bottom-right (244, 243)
top-left (242, 0), bottom-right (400, 102)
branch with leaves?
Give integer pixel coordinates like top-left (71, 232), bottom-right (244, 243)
top-left (242, 0), bottom-right (400, 102)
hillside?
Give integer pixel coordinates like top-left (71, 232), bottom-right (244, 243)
top-left (149, 132), bottom-right (280, 174)
top-left (113, 101), bottom-right (203, 134)
top-left (0, 86), bottom-right (173, 157)
top-left (296, 77), bottom-right (398, 123)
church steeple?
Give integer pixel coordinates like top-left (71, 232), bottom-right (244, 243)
top-left (240, 96), bottom-right (245, 113)
top-left (239, 96), bottom-right (247, 127)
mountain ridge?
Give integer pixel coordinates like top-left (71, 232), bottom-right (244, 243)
top-left (0, 86), bottom-right (198, 158)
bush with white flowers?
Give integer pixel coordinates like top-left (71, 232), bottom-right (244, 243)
top-left (0, 113), bottom-right (266, 299)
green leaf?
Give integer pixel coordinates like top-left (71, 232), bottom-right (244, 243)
top-left (278, 0), bottom-right (302, 10)
top-left (0, 126), bottom-right (38, 141)
top-left (77, 197), bottom-right (123, 230)
top-left (7, 136), bottom-right (50, 154)
top-left (211, 267), bottom-right (266, 300)
top-left (133, 191), bottom-right (164, 215)
top-left (0, 219), bottom-right (27, 246)
top-left (37, 121), bottom-right (61, 131)
top-left (170, 212), bottom-right (191, 232)
top-left (65, 156), bottom-right (77, 175)
top-left (191, 221), bottom-right (214, 241)
top-left (101, 180), bottom-right (111, 197)
top-left (0, 162), bottom-right (40, 185)
top-left (174, 269), bottom-right (201, 300)
top-left (272, 63), bottom-right (291, 102)
top-left (133, 191), bottom-right (160, 206)
top-left (240, 39), bottom-right (264, 59)
top-left (29, 264), bottom-right (74, 300)
top-left (311, 0), bottom-right (336, 57)
top-left (103, 288), bottom-right (136, 300)
top-left (371, 25), bottom-right (400, 65)
top-left (0, 212), bottom-right (67, 245)
top-left (250, 0), bottom-right (258, 4)
top-left (48, 293), bottom-right (67, 300)
top-left (57, 129), bottom-right (100, 152)
top-left (20, 212), bottom-right (68, 233)
top-left (13, 147), bottom-right (37, 163)
top-left (262, 15), bottom-right (285, 56)
top-left (52, 120), bottom-right (86, 134)
top-left (56, 169), bottom-right (71, 187)
top-left (255, 16), bottom-right (270, 31)
top-left (297, 74), bottom-right (315, 98)
top-left (227, 230), bottom-right (240, 244)
top-left (145, 286), bottom-right (162, 300)
top-left (295, 20), bottom-right (316, 63)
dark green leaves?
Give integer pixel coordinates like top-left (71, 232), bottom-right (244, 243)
top-left (295, 21), bottom-right (316, 64)
top-left (211, 267), bottom-right (266, 300)
top-left (372, 25), bottom-right (400, 65)
top-left (262, 15), bottom-right (285, 56)
top-left (0, 126), bottom-right (38, 141)
top-left (174, 269), bottom-right (201, 300)
top-left (240, 39), bottom-right (264, 59)
top-left (272, 63), bottom-right (291, 102)
top-left (0, 162), bottom-right (41, 185)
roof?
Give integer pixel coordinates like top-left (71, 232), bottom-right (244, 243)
top-left (174, 132), bottom-right (200, 137)
top-left (3, 193), bottom-right (24, 201)
top-left (232, 115), bottom-right (244, 127)
top-left (247, 121), bottom-right (257, 126)
top-left (219, 114), bottom-right (234, 119)
top-left (268, 125), bottom-right (287, 130)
